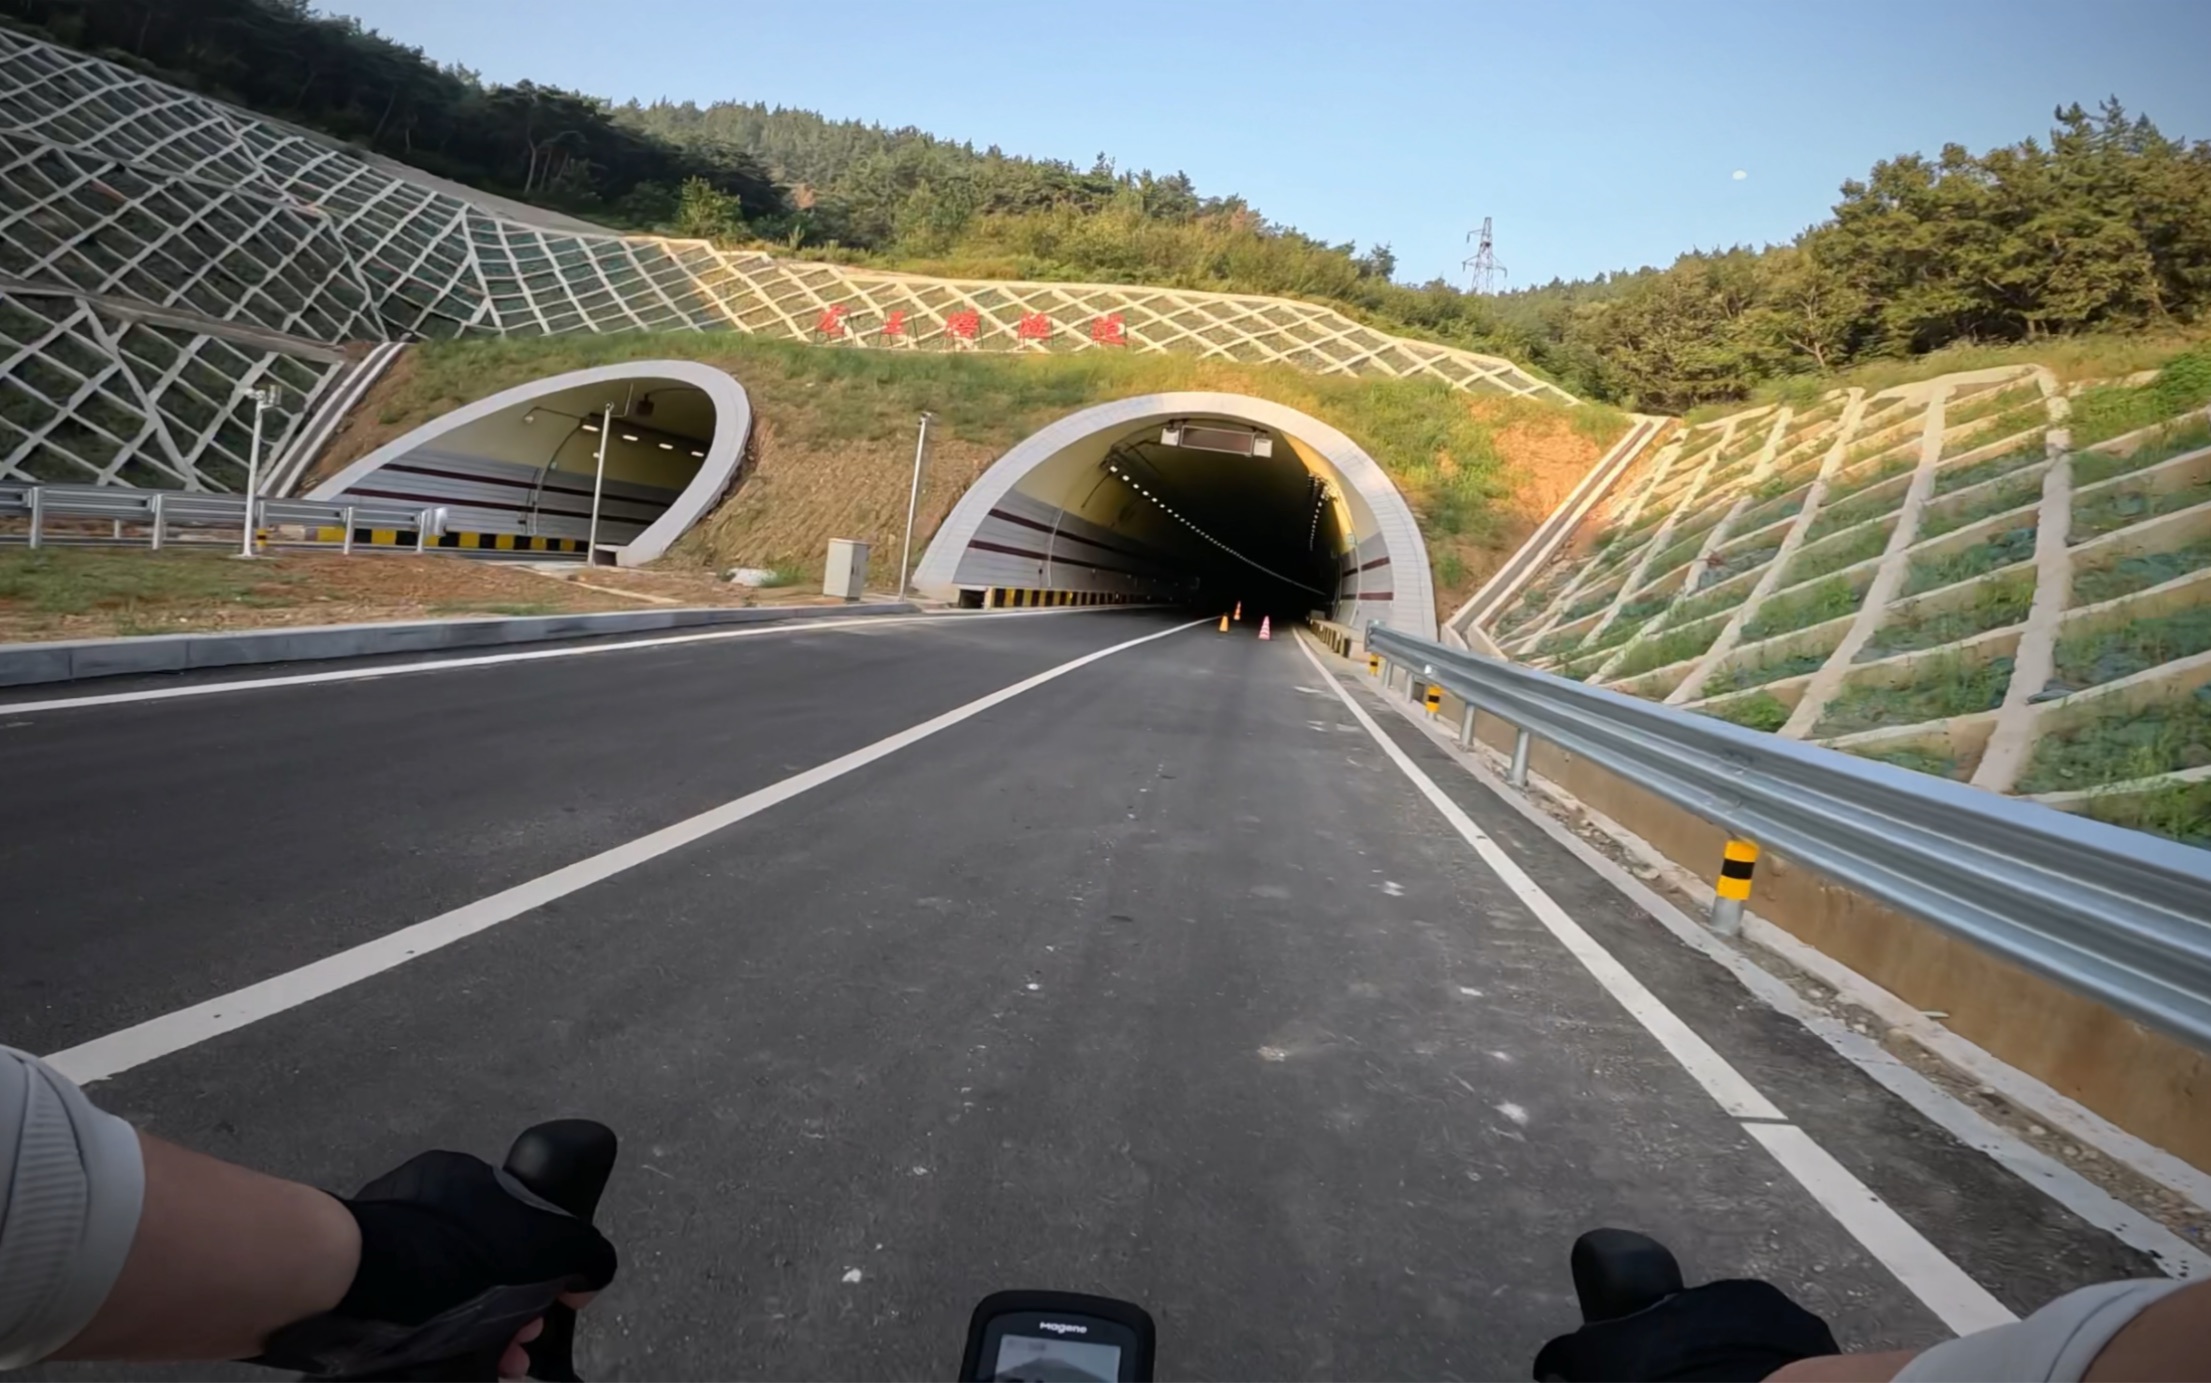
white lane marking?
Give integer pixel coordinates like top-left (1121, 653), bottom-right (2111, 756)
top-left (1294, 635), bottom-right (2015, 1333)
top-left (1293, 640), bottom-right (1780, 1119)
top-left (1744, 1123), bottom-right (2016, 1332)
top-left (1392, 685), bottom-right (2211, 1279)
top-left (0, 605), bottom-right (1144, 716)
top-left (44, 617), bottom-right (1208, 1085)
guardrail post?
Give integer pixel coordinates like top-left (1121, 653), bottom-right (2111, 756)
top-left (1458, 702), bottom-right (1476, 749)
top-left (1508, 728), bottom-right (1531, 789)
top-left (414, 512), bottom-right (428, 553)
top-left (1709, 839), bottom-right (1759, 936)
top-left (341, 505), bottom-right (356, 555)
top-left (149, 492), bottom-right (165, 550)
top-left (27, 486), bottom-right (41, 549)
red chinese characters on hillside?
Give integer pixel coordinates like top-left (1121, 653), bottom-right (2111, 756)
top-left (809, 305), bottom-right (1131, 348)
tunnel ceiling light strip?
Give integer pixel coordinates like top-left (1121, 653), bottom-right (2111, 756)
top-left (1107, 466), bottom-right (1327, 598)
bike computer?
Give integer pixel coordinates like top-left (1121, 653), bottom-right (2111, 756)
top-left (958, 1291), bottom-right (1156, 1383)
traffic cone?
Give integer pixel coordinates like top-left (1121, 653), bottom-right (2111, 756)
top-left (1233, 601), bottom-right (1243, 622)
top-left (1258, 616), bottom-right (1272, 641)
top-left (1218, 613), bottom-right (1229, 632)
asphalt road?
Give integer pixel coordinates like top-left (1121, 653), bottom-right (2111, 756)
top-left (4, 609), bottom-right (2162, 1380)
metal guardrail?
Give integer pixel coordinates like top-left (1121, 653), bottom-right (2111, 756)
top-left (1364, 623), bottom-right (2211, 1053)
top-left (0, 483), bottom-right (440, 553)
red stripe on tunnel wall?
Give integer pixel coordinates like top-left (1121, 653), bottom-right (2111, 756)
top-left (966, 539), bottom-right (1155, 579)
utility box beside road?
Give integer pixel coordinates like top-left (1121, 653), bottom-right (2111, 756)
top-left (824, 538), bottom-right (869, 601)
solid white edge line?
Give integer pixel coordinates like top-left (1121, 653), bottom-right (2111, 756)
top-left (0, 604), bottom-right (1149, 716)
top-left (1410, 703), bottom-right (2211, 1282)
top-left (1361, 662), bottom-right (2211, 1272)
top-left (1293, 634), bottom-right (2019, 1335)
top-left (1291, 635), bottom-right (1782, 1119)
top-left (1744, 1124), bottom-right (2019, 1334)
top-left (43, 616), bottom-right (1210, 1085)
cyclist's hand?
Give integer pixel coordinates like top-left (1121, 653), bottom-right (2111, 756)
top-left (256, 1149), bottom-right (617, 1378)
top-left (498, 1291), bottom-right (594, 1380)
top-left (1533, 1278), bottom-right (1839, 1382)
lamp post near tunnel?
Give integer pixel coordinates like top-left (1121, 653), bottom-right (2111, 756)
top-left (585, 403), bottom-right (613, 565)
top-left (234, 384), bottom-right (280, 559)
top-left (898, 411), bottom-right (934, 596)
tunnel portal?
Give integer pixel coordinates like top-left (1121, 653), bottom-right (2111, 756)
top-left (913, 393), bottom-right (1435, 637)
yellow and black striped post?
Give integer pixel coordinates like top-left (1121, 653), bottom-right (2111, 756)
top-left (1423, 684), bottom-right (1443, 717)
top-left (1710, 838), bottom-right (1759, 935)
top-left (1366, 653), bottom-right (1381, 678)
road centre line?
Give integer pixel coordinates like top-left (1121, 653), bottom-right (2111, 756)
top-left (42, 617), bottom-right (1210, 1086)
top-left (1292, 633), bottom-right (2015, 1336)
top-left (0, 605), bottom-right (1140, 716)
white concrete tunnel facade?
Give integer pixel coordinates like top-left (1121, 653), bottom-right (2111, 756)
top-left (308, 360), bottom-right (753, 566)
top-left (913, 393), bottom-right (1436, 638)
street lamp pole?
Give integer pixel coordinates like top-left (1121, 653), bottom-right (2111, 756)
top-left (237, 384), bottom-right (278, 558)
top-left (585, 403), bottom-right (613, 565)
top-left (897, 411), bottom-right (934, 596)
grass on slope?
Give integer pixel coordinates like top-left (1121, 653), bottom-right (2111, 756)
top-left (0, 548), bottom-right (650, 641)
top-left (2019, 686), bottom-right (2211, 793)
top-left (334, 333), bottom-right (1628, 609)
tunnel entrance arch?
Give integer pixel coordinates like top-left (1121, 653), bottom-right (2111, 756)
top-left (913, 393), bottom-right (1435, 637)
top-left (306, 360), bottom-right (752, 566)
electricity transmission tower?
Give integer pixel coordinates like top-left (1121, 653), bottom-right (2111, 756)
top-left (1463, 217), bottom-right (1506, 295)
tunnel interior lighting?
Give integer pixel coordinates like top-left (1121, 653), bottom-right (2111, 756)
top-left (690, 449), bottom-right (705, 458)
top-left (658, 441), bottom-right (675, 450)
top-left (579, 420), bottom-right (599, 433)
top-left (620, 433), bottom-right (640, 442)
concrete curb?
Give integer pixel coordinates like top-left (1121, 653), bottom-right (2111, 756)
top-left (0, 601), bottom-right (919, 688)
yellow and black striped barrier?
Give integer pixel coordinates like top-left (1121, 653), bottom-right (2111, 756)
top-left (1303, 617), bottom-right (1355, 658)
top-left (1710, 838), bottom-right (1759, 934)
top-left (1423, 684), bottom-right (1443, 717)
top-left (297, 527), bottom-right (587, 554)
top-left (1366, 653), bottom-right (1381, 677)
top-left (988, 589), bottom-right (1129, 609)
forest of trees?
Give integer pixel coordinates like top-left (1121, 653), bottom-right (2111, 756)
top-left (10, 0), bottom-right (2211, 410)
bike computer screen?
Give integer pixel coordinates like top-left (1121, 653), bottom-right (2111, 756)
top-left (960, 1292), bottom-right (1156, 1383)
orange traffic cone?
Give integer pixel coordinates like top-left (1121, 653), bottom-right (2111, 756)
top-left (1233, 601), bottom-right (1243, 622)
top-left (1258, 616), bottom-right (1272, 641)
top-left (1218, 613), bottom-right (1229, 632)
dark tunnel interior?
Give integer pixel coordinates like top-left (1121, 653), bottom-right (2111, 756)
top-left (1037, 418), bottom-right (1353, 622)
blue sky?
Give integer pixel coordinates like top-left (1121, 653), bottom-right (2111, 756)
top-left (327, 0), bottom-right (2211, 288)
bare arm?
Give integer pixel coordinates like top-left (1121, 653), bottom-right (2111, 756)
top-left (1768, 1281), bottom-right (2211, 1383)
top-left (52, 1132), bottom-right (360, 1361)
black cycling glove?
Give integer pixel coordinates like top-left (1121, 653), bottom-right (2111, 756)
top-left (255, 1149), bottom-right (617, 1379)
top-left (1533, 1278), bottom-right (1840, 1382)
